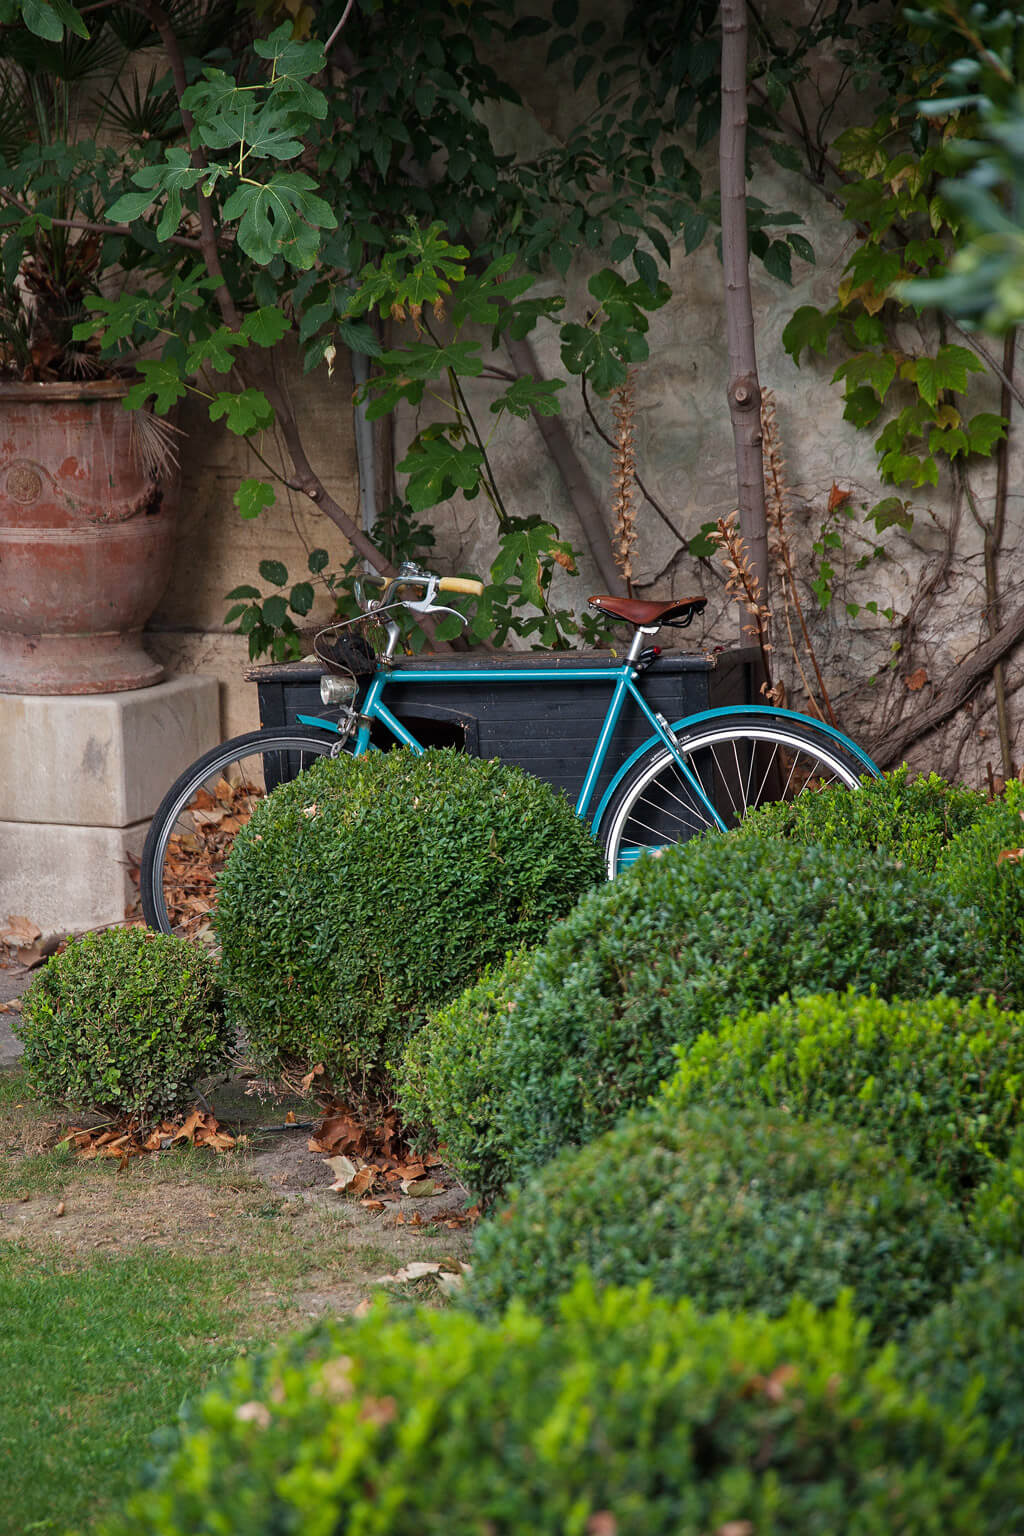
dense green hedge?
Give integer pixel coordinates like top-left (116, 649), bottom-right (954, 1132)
top-left (938, 781), bottom-right (1024, 1002)
top-left (742, 769), bottom-right (1023, 1003)
top-left (396, 949), bottom-right (530, 1184)
top-left (105, 1277), bottom-right (1018, 1535)
top-left (465, 1106), bottom-right (975, 1338)
top-left (17, 928), bottom-right (226, 1122)
top-left (663, 989), bottom-right (1024, 1204)
top-left (901, 1262), bottom-right (1024, 1470)
top-left (397, 832), bottom-right (988, 1201)
top-left (971, 1126), bottom-right (1024, 1257)
top-left (215, 749), bottom-right (604, 1104)
top-left (740, 764), bottom-right (987, 865)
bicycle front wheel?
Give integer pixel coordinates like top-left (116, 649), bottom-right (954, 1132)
top-left (140, 727), bottom-right (343, 940)
top-left (599, 713), bottom-right (868, 879)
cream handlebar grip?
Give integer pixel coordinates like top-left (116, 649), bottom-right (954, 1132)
top-left (438, 576), bottom-right (485, 596)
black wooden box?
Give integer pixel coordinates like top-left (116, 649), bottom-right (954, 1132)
top-left (248, 647), bottom-right (759, 811)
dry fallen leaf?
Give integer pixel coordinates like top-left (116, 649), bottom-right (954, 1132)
top-left (401, 1177), bottom-right (436, 1198)
top-left (54, 1201), bottom-right (65, 1218)
top-left (905, 667), bottom-right (928, 692)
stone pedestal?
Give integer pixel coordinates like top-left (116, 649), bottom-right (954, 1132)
top-left (0, 676), bottom-right (219, 933)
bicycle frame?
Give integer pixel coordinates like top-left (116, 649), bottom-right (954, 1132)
top-left (297, 639), bottom-right (879, 840)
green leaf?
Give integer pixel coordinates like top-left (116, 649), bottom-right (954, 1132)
top-left (289, 582), bottom-right (314, 616)
top-left (833, 352), bottom-right (898, 400)
top-left (258, 559), bottom-right (289, 587)
top-left (337, 319), bottom-right (383, 357)
top-left (397, 438), bottom-right (486, 512)
top-left (609, 233), bottom-right (635, 263)
top-left (241, 307), bottom-right (290, 347)
top-left (688, 521), bottom-right (719, 559)
top-left (106, 190), bottom-right (156, 222)
top-left (781, 305), bottom-right (836, 363)
top-left (966, 412), bottom-right (1007, 455)
top-left (867, 496), bottom-right (914, 533)
top-left (914, 344), bottom-right (985, 407)
top-left (761, 240), bottom-right (793, 285)
top-left (186, 328), bottom-right (249, 375)
top-left (234, 479), bottom-right (276, 520)
top-left (491, 376), bottom-right (565, 420)
top-left (221, 173), bottom-right (337, 269)
top-left (633, 248), bottom-right (659, 295)
top-left (210, 389), bottom-right (275, 435)
top-left (261, 594), bottom-right (288, 627)
top-left (123, 359), bottom-right (188, 414)
top-left (308, 548), bottom-right (330, 574)
top-left (432, 613), bottom-right (466, 642)
top-left (225, 584), bottom-right (262, 600)
top-left (842, 385), bottom-right (884, 429)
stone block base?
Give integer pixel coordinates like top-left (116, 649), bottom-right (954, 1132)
top-left (0, 674), bottom-right (221, 936)
top-left (0, 675), bottom-right (220, 827)
top-left (0, 820), bottom-right (147, 935)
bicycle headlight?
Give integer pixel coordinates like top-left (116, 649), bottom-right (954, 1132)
top-left (320, 673), bottom-right (357, 705)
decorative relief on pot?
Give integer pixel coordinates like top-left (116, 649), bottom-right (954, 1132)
top-left (5, 462), bottom-right (43, 505)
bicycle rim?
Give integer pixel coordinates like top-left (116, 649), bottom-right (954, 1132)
top-left (141, 730), bottom-right (339, 942)
top-left (600, 718), bottom-right (865, 879)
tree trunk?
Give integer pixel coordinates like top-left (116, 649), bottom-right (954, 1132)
top-left (720, 0), bottom-right (769, 626)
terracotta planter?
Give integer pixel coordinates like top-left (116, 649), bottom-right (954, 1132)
top-left (0, 379), bottom-right (176, 695)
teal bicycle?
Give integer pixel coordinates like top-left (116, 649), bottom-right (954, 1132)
top-left (141, 563), bottom-right (879, 939)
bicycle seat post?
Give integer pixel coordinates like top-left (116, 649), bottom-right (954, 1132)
top-left (627, 625), bottom-right (660, 664)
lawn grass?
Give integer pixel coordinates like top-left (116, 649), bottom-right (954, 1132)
top-left (0, 1244), bottom-right (261, 1534)
top-left (0, 1066), bottom-right (473, 1534)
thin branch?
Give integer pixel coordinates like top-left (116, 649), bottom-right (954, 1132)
top-left (323, 0), bottom-right (357, 55)
top-left (0, 187), bottom-right (204, 252)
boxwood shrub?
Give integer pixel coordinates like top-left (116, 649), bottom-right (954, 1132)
top-left (742, 768), bottom-right (1023, 1005)
top-left (901, 1261), bottom-right (1024, 1471)
top-left (465, 1105), bottom-right (975, 1338)
top-left (971, 1126), bottom-right (1024, 1258)
top-left (398, 832), bottom-right (987, 1201)
top-left (396, 949), bottom-right (531, 1186)
top-left (215, 749), bottom-right (604, 1103)
top-left (104, 1277), bottom-right (1017, 1536)
top-left (16, 927), bottom-right (226, 1122)
top-left (663, 989), bottom-right (1024, 1204)
top-left (739, 764), bottom-right (988, 867)
top-left (938, 780), bottom-right (1024, 1003)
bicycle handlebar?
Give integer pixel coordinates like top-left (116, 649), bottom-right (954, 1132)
top-left (438, 576), bottom-right (485, 597)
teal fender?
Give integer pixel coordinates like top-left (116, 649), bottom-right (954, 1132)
top-left (590, 705), bottom-right (880, 838)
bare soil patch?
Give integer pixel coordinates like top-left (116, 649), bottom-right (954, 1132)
top-left (0, 1074), bottom-right (476, 1326)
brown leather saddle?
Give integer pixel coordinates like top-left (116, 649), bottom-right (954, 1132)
top-left (588, 595), bottom-right (707, 629)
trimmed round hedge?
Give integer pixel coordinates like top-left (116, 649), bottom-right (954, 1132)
top-left (397, 831), bottom-right (988, 1202)
top-left (742, 767), bottom-right (1023, 1005)
top-left (103, 1277), bottom-right (1017, 1536)
top-left (663, 989), bottom-right (1024, 1204)
top-left (739, 764), bottom-right (988, 866)
top-left (901, 1261), bottom-right (1024, 1470)
top-left (215, 749), bottom-right (605, 1103)
top-left (465, 1106), bottom-right (975, 1338)
top-left (17, 927), bottom-right (226, 1122)
top-left (938, 780), bottom-right (1024, 1003)
top-left (971, 1126), bottom-right (1024, 1258)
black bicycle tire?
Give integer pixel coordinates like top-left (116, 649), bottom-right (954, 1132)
top-left (598, 712), bottom-right (867, 879)
top-left (140, 727), bottom-right (341, 935)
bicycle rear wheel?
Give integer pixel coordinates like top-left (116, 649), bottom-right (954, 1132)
top-left (599, 713), bottom-right (868, 879)
top-left (140, 727), bottom-right (342, 940)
